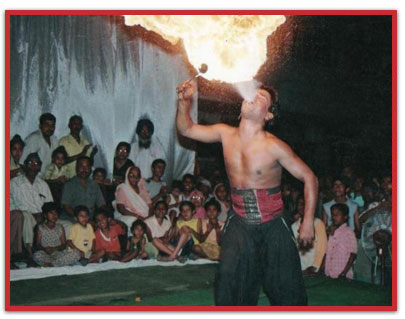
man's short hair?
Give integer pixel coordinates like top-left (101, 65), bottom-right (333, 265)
top-left (331, 203), bottom-right (349, 217)
top-left (69, 115), bottom-right (83, 125)
top-left (152, 158), bottom-right (166, 169)
top-left (39, 113), bottom-right (56, 125)
top-left (23, 152), bottom-right (42, 167)
top-left (136, 119), bottom-right (154, 136)
top-left (261, 84), bottom-right (280, 129)
top-left (76, 155), bottom-right (92, 169)
top-left (204, 198), bottom-right (221, 212)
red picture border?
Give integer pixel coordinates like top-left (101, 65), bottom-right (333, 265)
top-left (4, 9), bottom-right (397, 312)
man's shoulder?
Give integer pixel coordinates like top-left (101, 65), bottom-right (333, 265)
top-left (24, 130), bottom-right (41, 143)
top-left (59, 134), bottom-right (71, 144)
top-left (11, 174), bottom-right (26, 187)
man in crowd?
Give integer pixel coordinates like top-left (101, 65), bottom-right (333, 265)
top-left (21, 113), bottom-right (58, 177)
top-left (59, 115), bottom-right (98, 179)
top-left (61, 156), bottom-right (106, 222)
top-left (10, 153), bottom-right (53, 258)
top-left (129, 118), bottom-right (166, 178)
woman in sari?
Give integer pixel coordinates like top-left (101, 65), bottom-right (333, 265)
top-left (114, 166), bottom-right (152, 232)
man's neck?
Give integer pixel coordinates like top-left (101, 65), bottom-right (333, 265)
top-left (25, 173), bottom-right (37, 184)
top-left (41, 132), bottom-right (51, 146)
top-left (78, 177), bottom-right (88, 186)
top-left (238, 119), bottom-right (266, 141)
top-left (152, 175), bottom-right (161, 182)
top-left (71, 132), bottom-right (81, 143)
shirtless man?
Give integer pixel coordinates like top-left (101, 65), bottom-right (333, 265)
top-left (176, 80), bottom-right (318, 306)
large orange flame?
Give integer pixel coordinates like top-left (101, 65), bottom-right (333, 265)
top-left (124, 15), bottom-right (286, 83)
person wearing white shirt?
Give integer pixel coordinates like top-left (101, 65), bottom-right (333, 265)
top-left (129, 118), bottom-right (166, 179)
top-left (21, 113), bottom-right (58, 177)
top-left (10, 153), bottom-right (53, 257)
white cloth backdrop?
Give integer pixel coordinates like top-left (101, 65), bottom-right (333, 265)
top-left (10, 15), bottom-right (196, 183)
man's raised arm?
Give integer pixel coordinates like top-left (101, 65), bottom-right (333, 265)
top-left (176, 80), bottom-right (226, 143)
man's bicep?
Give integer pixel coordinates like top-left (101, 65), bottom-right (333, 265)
top-left (277, 145), bottom-right (312, 182)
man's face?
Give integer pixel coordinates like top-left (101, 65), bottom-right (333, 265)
top-left (69, 118), bottom-right (83, 135)
top-left (332, 180), bottom-right (346, 197)
top-left (241, 89), bottom-right (271, 121)
top-left (152, 163), bottom-right (165, 178)
top-left (40, 120), bottom-right (56, 138)
top-left (26, 157), bottom-right (41, 176)
top-left (138, 124), bottom-right (152, 149)
top-left (76, 158), bottom-right (91, 180)
top-left (139, 124), bottom-right (152, 140)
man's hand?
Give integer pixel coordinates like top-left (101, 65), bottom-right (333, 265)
top-left (81, 144), bottom-right (92, 155)
top-left (298, 221), bottom-right (315, 250)
top-left (176, 80), bottom-right (195, 101)
top-left (91, 145), bottom-right (98, 156)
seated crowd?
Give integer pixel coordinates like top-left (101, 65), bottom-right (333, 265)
top-left (10, 113), bottom-right (392, 284)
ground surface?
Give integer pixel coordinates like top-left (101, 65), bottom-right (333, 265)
top-left (10, 264), bottom-right (392, 307)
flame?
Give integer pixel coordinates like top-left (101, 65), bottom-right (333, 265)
top-left (124, 15), bottom-right (286, 83)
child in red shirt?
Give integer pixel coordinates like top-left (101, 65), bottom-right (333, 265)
top-left (94, 211), bottom-right (125, 261)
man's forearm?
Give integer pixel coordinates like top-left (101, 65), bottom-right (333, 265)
top-left (176, 99), bottom-right (194, 136)
top-left (302, 174), bottom-right (318, 224)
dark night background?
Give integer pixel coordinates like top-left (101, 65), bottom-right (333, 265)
top-left (197, 15), bottom-right (392, 180)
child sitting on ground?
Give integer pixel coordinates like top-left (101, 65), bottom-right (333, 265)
top-left (213, 183), bottom-right (231, 222)
top-left (324, 203), bottom-right (358, 279)
top-left (43, 146), bottom-right (69, 184)
top-left (167, 180), bottom-right (182, 224)
top-left (181, 174), bottom-right (196, 201)
top-left (191, 199), bottom-right (224, 260)
top-left (67, 205), bottom-right (99, 264)
top-left (164, 201), bottom-right (202, 261)
top-left (121, 220), bottom-right (149, 262)
top-left (33, 202), bottom-right (80, 267)
top-left (190, 190), bottom-right (207, 219)
top-left (94, 210), bottom-right (126, 261)
top-left (145, 201), bottom-right (175, 258)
